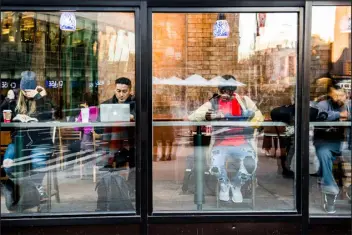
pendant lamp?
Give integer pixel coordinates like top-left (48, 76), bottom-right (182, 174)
top-left (213, 13), bottom-right (230, 39)
top-left (60, 12), bottom-right (76, 31)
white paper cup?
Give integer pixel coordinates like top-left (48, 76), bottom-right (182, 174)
top-left (3, 110), bottom-right (12, 123)
top-left (81, 108), bottom-right (89, 123)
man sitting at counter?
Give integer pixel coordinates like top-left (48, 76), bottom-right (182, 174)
top-left (99, 77), bottom-right (136, 170)
top-left (188, 75), bottom-right (264, 203)
top-left (313, 85), bottom-right (350, 214)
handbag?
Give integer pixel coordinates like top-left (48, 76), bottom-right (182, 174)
top-left (1, 178), bottom-right (40, 212)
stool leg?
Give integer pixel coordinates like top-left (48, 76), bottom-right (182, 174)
top-left (216, 181), bottom-right (219, 208)
top-left (53, 167), bottom-right (60, 203)
top-left (252, 174), bottom-right (256, 209)
top-left (93, 166), bottom-right (97, 183)
top-left (80, 158), bottom-right (83, 179)
top-left (46, 170), bottom-right (52, 211)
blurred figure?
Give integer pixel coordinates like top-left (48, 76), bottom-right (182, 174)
top-left (188, 75), bottom-right (264, 203)
top-left (0, 89), bottom-right (17, 121)
top-left (74, 92), bottom-right (99, 151)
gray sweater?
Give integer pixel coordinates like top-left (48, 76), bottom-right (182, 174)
top-left (314, 98), bottom-right (350, 142)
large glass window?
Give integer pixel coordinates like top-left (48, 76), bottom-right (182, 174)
top-left (0, 12), bottom-right (136, 214)
top-left (309, 6), bottom-right (351, 216)
top-left (152, 12), bottom-right (298, 211)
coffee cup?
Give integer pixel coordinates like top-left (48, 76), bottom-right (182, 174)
top-left (3, 110), bottom-right (12, 123)
top-left (81, 108), bottom-right (89, 123)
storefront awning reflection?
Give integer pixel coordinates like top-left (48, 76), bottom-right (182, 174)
top-left (153, 74), bottom-right (246, 87)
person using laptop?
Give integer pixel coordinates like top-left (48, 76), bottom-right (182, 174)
top-left (102, 77), bottom-right (135, 119)
top-left (187, 75), bottom-right (264, 203)
top-left (99, 77), bottom-right (136, 169)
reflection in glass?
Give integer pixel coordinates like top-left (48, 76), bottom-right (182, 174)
top-left (309, 6), bottom-right (351, 216)
top-left (0, 12), bottom-right (136, 214)
top-left (152, 13), bottom-right (297, 212)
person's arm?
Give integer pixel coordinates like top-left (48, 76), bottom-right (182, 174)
top-left (74, 112), bottom-right (83, 131)
top-left (187, 101), bottom-right (212, 121)
top-left (130, 101), bottom-right (136, 121)
top-left (0, 99), bottom-right (8, 111)
top-left (34, 95), bottom-right (54, 121)
top-left (242, 96), bottom-right (265, 123)
top-left (316, 100), bottom-right (340, 121)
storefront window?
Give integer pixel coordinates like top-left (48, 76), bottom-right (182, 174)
top-left (0, 12), bottom-right (136, 214)
top-left (152, 12), bottom-right (298, 211)
top-left (309, 6), bottom-right (351, 216)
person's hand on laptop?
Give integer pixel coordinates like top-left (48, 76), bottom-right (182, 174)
top-left (130, 114), bottom-right (135, 121)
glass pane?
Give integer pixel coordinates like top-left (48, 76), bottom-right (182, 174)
top-left (152, 13), bottom-right (298, 212)
top-left (0, 12), bottom-right (136, 214)
top-left (309, 6), bottom-right (351, 216)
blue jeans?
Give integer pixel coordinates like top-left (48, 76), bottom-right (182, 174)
top-left (3, 143), bottom-right (51, 185)
top-left (315, 141), bottom-right (341, 195)
top-left (3, 143), bottom-right (15, 175)
top-left (210, 143), bottom-right (257, 187)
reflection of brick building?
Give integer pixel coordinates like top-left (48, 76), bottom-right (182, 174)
top-left (310, 35), bottom-right (332, 99)
top-left (152, 13), bottom-right (240, 119)
top-left (152, 13), bottom-right (300, 119)
top-left (235, 46), bottom-right (297, 118)
top-left (310, 6), bottom-right (351, 99)
top-left (331, 6), bottom-right (351, 76)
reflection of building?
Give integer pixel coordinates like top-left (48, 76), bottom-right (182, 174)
top-left (309, 6), bottom-right (351, 100)
top-left (0, 12), bottom-right (135, 110)
top-left (153, 13), bottom-right (240, 119)
top-left (331, 6), bottom-right (351, 77)
top-left (236, 46), bottom-right (297, 117)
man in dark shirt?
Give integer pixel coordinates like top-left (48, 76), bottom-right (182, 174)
top-left (99, 77), bottom-right (136, 169)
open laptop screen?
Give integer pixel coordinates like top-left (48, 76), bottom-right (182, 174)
top-left (100, 104), bottom-right (130, 122)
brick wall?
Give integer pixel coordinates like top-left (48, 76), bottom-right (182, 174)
top-left (310, 35), bottom-right (332, 100)
top-left (152, 13), bottom-right (240, 119)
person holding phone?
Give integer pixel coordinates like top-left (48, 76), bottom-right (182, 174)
top-left (313, 85), bottom-right (351, 213)
top-left (3, 71), bottom-right (54, 201)
top-left (188, 75), bottom-right (264, 203)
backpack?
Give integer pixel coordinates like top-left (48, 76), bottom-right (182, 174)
top-left (270, 105), bottom-right (295, 124)
top-left (1, 178), bottom-right (40, 212)
top-left (181, 155), bottom-right (217, 196)
top-left (270, 104), bottom-right (328, 123)
top-left (95, 172), bottom-right (134, 211)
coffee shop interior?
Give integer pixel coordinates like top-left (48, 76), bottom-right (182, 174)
top-left (0, 8), bottom-right (351, 216)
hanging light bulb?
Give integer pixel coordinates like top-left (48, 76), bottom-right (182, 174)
top-left (60, 12), bottom-right (76, 31)
top-left (213, 13), bottom-right (230, 39)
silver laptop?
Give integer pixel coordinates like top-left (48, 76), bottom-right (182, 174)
top-left (100, 104), bottom-right (130, 122)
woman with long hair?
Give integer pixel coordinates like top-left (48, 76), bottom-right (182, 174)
top-left (3, 71), bottom-right (54, 201)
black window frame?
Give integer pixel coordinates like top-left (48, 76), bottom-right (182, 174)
top-left (148, 6), bottom-right (303, 220)
top-left (0, 0), bottom-right (351, 234)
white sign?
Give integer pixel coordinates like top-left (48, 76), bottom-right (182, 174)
top-left (60, 12), bottom-right (76, 31)
top-left (340, 15), bottom-right (351, 33)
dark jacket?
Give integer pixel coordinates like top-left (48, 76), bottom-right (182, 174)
top-left (13, 94), bottom-right (54, 147)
